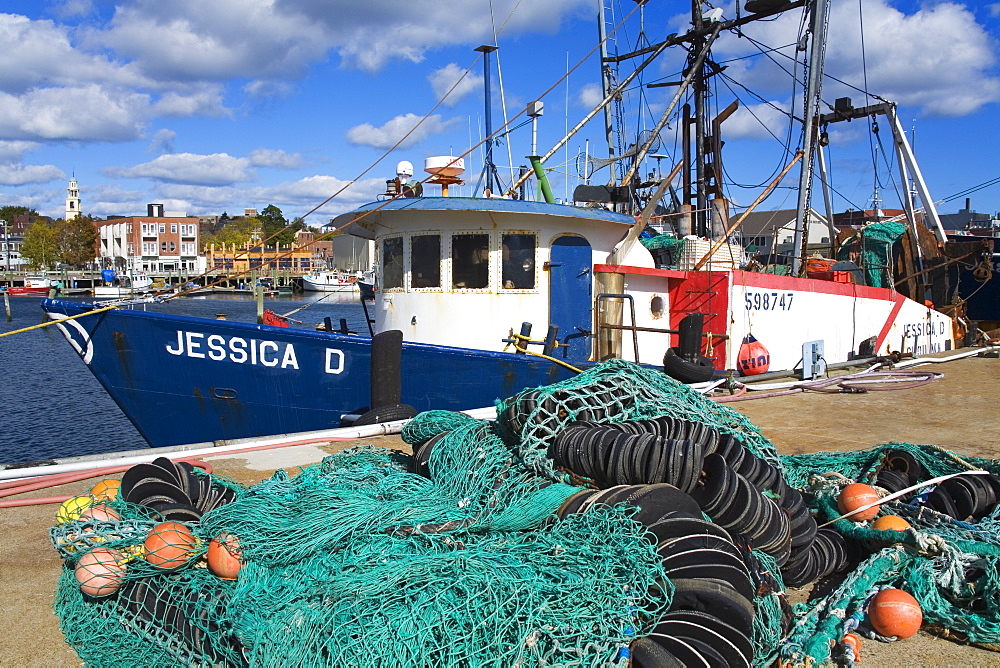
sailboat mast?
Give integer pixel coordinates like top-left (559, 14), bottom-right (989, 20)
top-left (791, 0), bottom-right (831, 275)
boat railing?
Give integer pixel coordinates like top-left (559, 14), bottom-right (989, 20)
top-left (594, 292), bottom-right (728, 364)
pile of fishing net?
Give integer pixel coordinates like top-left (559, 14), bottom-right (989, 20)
top-left (836, 221), bottom-right (906, 289)
top-left (49, 359), bottom-right (1000, 666)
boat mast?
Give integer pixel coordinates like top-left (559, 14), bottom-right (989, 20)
top-left (791, 0), bottom-right (831, 275)
top-left (598, 0), bottom-right (622, 187)
top-left (475, 44), bottom-right (499, 195)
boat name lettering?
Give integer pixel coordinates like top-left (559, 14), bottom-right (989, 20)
top-left (745, 291), bottom-right (794, 311)
top-left (902, 321), bottom-right (946, 337)
top-left (165, 331), bottom-right (299, 369)
top-left (325, 348), bottom-right (345, 374)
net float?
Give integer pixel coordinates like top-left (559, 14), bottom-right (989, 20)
top-left (868, 588), bottom-right (923, 639)
top-left (838, 483), bottom-right (881, 522)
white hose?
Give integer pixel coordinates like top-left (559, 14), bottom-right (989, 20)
top-left (0, 406), bottom-right (499, 482)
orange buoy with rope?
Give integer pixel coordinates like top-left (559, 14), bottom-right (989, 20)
top-left (838, 483), bottom-right (881, 522)
top-left (868, 588), bottom-right (922, 638)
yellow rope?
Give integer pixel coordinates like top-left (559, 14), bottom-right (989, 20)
top-left (0, 304), bottom-right (118, 339)
top-left (503, 332), bottom-right (584, 373)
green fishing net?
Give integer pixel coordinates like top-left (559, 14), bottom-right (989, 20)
top-left (836, 221), bottom-right (906, 288)
top-left (51, 360), bottom-right (1000, 667)
top-left (51, 399), bottom-right (671, 667)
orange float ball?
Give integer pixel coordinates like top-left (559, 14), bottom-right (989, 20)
top-left (868, 588), bottom-right (923, 639)
top-left (207, 533), bottom-right (243, 580)
top-left (78, 505), bottom-right (121, 522)
top-left (144, 521), bottom-right (198, 570)
top-left (872, 515), bottom-right (911, 533)
top-left (90, 479), bottom-right (121, 501)
top-left (842, 632), bottom-right (862, 661)
top-left (838, 483), bottom-right (881, 522)
top-left (76, 547), bottom-right (127, 597)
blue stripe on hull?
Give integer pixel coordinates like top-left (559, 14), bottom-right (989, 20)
top-left (42, 300), bottom-right (581, 448)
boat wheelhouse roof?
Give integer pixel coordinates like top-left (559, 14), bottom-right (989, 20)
top-left (334, 196), bottom-right (635, 236)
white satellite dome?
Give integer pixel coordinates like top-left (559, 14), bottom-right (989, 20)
top-left (424, 156), bottom-right (465, 178)
top-left (396, 161), bottom-right (414, 179)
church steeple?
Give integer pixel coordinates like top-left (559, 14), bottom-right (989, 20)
top-left (66, 176), bottom-right (80, 220)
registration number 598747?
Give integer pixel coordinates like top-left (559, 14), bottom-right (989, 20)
top-left (745, 291), bottom-right (794, 311)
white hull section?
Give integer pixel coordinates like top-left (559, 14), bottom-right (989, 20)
top-left (301, 273), bottom-right (362, 293)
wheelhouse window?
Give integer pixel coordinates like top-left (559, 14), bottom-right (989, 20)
top-left (452, 234), bottom-right (489, 289)
top-left (501, 233), bottom-right (536, 289)
top-left (382, 237), bottom-right (404, 289)
top-left (411, 234), bottom-right (441, 288)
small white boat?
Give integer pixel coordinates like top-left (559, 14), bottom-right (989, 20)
top-left (301, 270), bottom-right (370, 293)
top-left (94, 270), bottom-right (153, 297)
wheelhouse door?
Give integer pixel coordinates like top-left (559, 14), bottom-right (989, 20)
top-left (548, 235), bottom-right (592, 360)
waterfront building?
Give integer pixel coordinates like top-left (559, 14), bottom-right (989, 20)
top-left (96, 204), bottom-right (204, 274)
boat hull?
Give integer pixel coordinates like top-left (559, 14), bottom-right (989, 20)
top-left (5, 287), bottom-right (51, 296)
top-left (42, 299), bottom-right (580, 448)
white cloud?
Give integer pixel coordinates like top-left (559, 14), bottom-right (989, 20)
top-left (347, 113), bottom-right (459, 149)
top-left (429, 63), bottom-right (482, 107)
top-left (106, 147), bottom-right (304, 187)
top-left (151, 88), bottom-right (230, 118)
top-left (0, 140), bottom-right (40, 162)
top-left (279, 0), bottom-right (590, 72)
top-left (721, 0), bottom-right (1000, 118)
top-left (243, 80), bottom-right (293, 99)
top-left (578, 82), bottom-right (604, 108)
top-left (0, 85), bottom-right (150, 141)
top-left (723, 101), bottom-right (793, 141)
top-left (107, 153), bottom-right (256, 185)
top-left (52, 0), bottom-right (96, 20)
top-left (91, 0), bottom-right (330, 82)
top-left (0, 163), bottom-right (65, 186)
top-left (248, 148), bottom-right (303, 169)
top-left (152, 175), bottom-right (385, 218)
top-left (148, 129), bottom-right (176, 154)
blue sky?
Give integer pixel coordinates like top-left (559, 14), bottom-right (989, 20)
top-left (1, 0), bottom-right (998, 227)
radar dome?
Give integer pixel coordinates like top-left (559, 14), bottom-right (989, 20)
top-left (424, 156), bottom-right (465, 178)
top-left (396, 161), bottom-right (414, 178)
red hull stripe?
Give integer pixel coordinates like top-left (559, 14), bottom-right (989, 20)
top-left (875, 293), bottom-right (908, 353)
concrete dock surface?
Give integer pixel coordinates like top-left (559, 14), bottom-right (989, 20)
top-left (2, 353), bottom-right (998, 666)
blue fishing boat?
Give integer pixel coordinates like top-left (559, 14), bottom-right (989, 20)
top-left (40, 0), bottom-right (964, 449)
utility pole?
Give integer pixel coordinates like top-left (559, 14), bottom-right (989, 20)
top-left (0, 219), bottom-right (7, 272)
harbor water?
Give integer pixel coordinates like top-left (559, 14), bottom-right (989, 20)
top-left (0, 292), bottom-right (370, 465)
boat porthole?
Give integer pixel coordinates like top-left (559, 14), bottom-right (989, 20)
top-left (650, 295), bottom-right (664, 319)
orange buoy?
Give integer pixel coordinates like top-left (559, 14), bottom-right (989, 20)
top-left (841, 632), bottom-right (862, 662)
top-left (737, 334), bottom-right (770, 376)
top-left (838, 483), bottom-right (881, 522)
top-left (144, 521), bottom-right (198, 570)
top-left (207, 533), bottom-right (242, 580)
top-left (76, 547), bottom-right (127, 597)
top-left (872, 515), bottom-right (911, 532)
top-left (868, 588), bottom-right (922, 638)
top-left (90, 479), bottom-right (121, 501)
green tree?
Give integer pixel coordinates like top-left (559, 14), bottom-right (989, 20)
top-left (20, 220), bottom-right (59, 269)
top-left (0, 205), bottom-right (39, 223)
top-left (257, 204), bottom-right (304, 246)
top-left (57, 216), bottom-right (99, 267)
